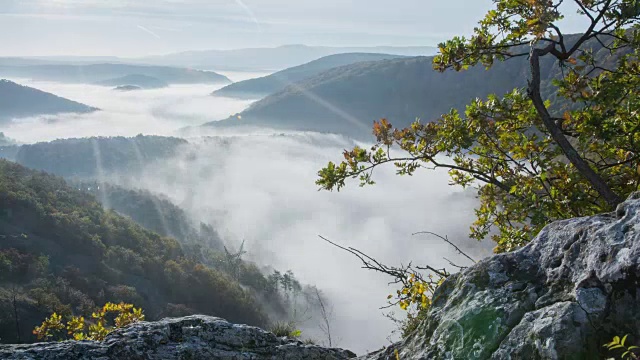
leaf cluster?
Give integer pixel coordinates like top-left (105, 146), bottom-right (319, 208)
top-left (32, 302), bottom-right (144, 342)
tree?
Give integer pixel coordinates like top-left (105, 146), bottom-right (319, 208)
top-left (9, 285), bottom-right (22, 343)
top-left (223, 240), bottom-right (246, 281)
top-left (312, 286), bottom-right (333, 347)
top-left (318, 0), bottom-right (640, 252)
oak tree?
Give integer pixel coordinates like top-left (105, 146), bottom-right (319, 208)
top-left (318, 0), bottom-right (640, 253)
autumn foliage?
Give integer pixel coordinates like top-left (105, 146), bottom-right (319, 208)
top-left (33, 302), bottom-right (144, 341)
top-left (318, 0), bottom-right (640, 330)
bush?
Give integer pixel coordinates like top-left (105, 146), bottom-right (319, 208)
top-left (269, 321), bottom-right (301, 338)
top-left (33, 302), bottom-right (144, 341)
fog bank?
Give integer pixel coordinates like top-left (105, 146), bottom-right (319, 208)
top-left (106, 133), bottom-right (491, 353)
top-left (0, 80), bottom-right (492, 353)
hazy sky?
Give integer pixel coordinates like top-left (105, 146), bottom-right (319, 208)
top-left (0, 0), bottom-right (587, 57)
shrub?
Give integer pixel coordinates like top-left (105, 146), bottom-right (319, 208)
top-left (33, 302), bottom-right (144, 341)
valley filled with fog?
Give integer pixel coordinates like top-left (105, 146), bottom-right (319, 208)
top-left (1, 1), bottom-right (638, 358)
top-left (0, 71), bottom-right (266, 143)
top-left (0, 75), bottom-right (489, 353)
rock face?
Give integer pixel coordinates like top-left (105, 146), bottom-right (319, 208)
top-left (363, 193), bottom-right (640, 360)
top-left (0, 316), bottom-right (356, 360)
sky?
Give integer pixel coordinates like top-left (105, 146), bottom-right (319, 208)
top-left (0, 0), bottom-right (587, 57)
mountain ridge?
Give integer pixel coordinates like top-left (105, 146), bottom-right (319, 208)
top-left (0, 64), bottom-right (229, 85)
top-left (213, 52), bottom-right (406, 99)
top-left (139, 44), bottom-right (437, 71)
top-left (203, 34), bottom-right (623, 138)
top-left (0, 80), bottom-right (98, 123)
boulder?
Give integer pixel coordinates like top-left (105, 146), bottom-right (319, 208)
top-left (362, 193), bottom-right (640, 359)
top-left (0, 315), bottom-right (356, 360)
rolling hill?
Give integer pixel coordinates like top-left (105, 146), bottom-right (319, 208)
top-left (212, 53), bottom-right (405, 99)
top-left (0, 159), bottom-right (270, 343)
top-left (2, 135), bottom-right (188, 178)
top-left (0, 64), bottom-right (230, 85)
top-left (0, 80), bottom-right (98, 123)
top-left (74, 182), bottom-right (225, 253)
top-left (203, 56), bottom-right (531, 137)
top-left (203, 35), bottom-right (621, 138)
top-left (140, 44), bottom-right (437, 71)
top-left (96, 74), bottom-right (169, 89)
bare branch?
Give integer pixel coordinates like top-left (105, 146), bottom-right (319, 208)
top-left (411, 231), bottom-right (476, 264)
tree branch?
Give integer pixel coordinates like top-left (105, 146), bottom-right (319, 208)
top-left (411, 231), bottom-right (476, 264)
top-left (528, 42), bottom-right (622, 208)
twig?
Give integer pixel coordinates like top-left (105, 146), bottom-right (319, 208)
top-left (411, 231), bottom-right (476, 264)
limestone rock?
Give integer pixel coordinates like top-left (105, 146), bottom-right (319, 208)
top-left (361, 193), bottom-right (640, 359)
top-left (0, 315), bottom-right (356, 360)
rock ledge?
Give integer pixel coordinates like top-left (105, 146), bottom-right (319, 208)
top-left (0, 315), bottom-right (356, 360)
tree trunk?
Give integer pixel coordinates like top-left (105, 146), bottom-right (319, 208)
top-left (12, 291), bottom-right (21, 343)
top-left (528, 45), bottom-right (622, 209)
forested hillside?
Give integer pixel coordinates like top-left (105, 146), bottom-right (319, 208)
top-left (213, 53), bottom-right (405, 99)
top-left (0, 160), bottom-right (300, 343)
top-left (75, 182), bottom-right (225, 254)
top-left (4, 136), bottom-right (187, 178)
top-left (204, 34), bottom-right (622, 138)
top-left (0, 80), bottom-right (97, 123)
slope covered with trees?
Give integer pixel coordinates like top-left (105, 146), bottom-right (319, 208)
top-left (204, 34), bottom-right (620, 138)
top-left (0, 80), bottom-right (97, 123)
top-left (74, 182), bottom-right (226, 254)
top-left (0, 160), bottom-right (271, 343)
top-left (212, 53), bottom-right (405, 99)
top-left (5, 135), bottom-right (187, 179)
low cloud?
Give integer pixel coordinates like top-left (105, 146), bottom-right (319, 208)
top-left (1, 79), bottom-right (256, 143)
top-left (0, 81), bottom-right (492, 353)
top-left (108, 133), bottom-right (492, 352)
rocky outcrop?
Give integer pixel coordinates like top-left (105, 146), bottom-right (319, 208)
top-left (0, 316), bottom-right (356, 360)
top-left (363, 193), bottom-right (640, 360)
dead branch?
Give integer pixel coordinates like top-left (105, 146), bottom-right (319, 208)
top-left (411, 231), bottom-right (476, 264)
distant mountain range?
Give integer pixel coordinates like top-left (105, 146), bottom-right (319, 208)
top-left (3, 45), bottom-right (436, 73)
top-left (203, 35), bottom-right (623, 138)
top-left (0, 80), bottom-right (98, 123)
top-left (202, 56), bottom-right (530, 137)
top-left (96, 74), bottom-right (169, 89)
top-left (213, 53), bottom-right (406, 99)
top-left (138, 44), bottom-right (437, 71)
top-left (0, 64), bottom-right (230, 85)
